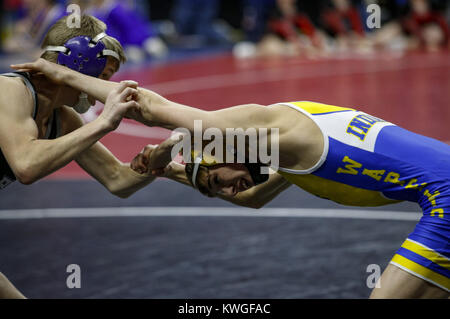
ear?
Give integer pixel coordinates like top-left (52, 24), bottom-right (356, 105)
top-left (108, 57), bottom-right (120, 72)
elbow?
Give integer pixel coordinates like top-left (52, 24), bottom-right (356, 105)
top-left (240, 198), bottom-right (265, 209)
top-left (17, 175), bottom-right (36, 185)
top-left (111, 190), bottom-right (133, 199)
top-left (108, 179), bottom-right (137, 199)
top-left (247, 201), bottom-right (265, 209)
top-left (108, 184), bottom-right (134, 199)
top-left (14, 164), bottom-right (38, 185)
top-left (229, 192), bottom-right (267, 209)
top-left (104, 165), bottom-right (132, 198)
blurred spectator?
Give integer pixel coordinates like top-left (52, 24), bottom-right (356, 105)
top-left (240, 0), bottom-right (276, 43)
top-left (2, 0), bottom-right (65, 58)
top-left (233, 0), bottom-right (329, 58)
top-left (2, 0), bottom-right (447, 64)
top-left (373, 0), bottom-right (449, 52)
top-left (84, 0), bottom-right (168, 62)
top-left (232, 0), bottom-right (275, 58)
top-left (261, 0), bottom-right (329, 57)
top-left (320, 0), bottom-right (372, 53)
top-left (322, 0), bottom-right (365, 37)
top-left (170, 0), bottom-right (231, 48)
top-left (403, 0), bottom-right (449, 51)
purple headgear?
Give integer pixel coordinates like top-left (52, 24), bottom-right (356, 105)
top-left (44, 32), bottom-right (120, 77)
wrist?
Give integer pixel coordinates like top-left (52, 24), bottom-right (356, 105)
top-left (93, 115), bottom-right (114, 134)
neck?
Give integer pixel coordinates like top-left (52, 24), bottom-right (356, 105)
top-left (30, 73), bottom-right (65, 115)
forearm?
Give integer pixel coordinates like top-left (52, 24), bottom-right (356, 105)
top-left (138, 89), bottom-right (272, 136)
top-left (58, 66), bottom-right (270, 135)
top-left (63, 69), bottom-right (117, 103)
top-left (108, 164), bottom-right (157, 198)
top-left (137, 89), bottom-right (210, 131)
top-left (218, 172), bottom-right (291, 209)
top-left (75, 142), bottom-right (156, 198)
top-left (162, 162), bottom-right (192, 187)
top-left (18, 118), bottom-right (111, 183)
top-left (60, 68), bottom-right (211, 131)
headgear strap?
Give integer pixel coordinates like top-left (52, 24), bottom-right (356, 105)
top-left (191, 156), bottom-right (203, 188)
top-left (44, 32), bottom-right (120, 77)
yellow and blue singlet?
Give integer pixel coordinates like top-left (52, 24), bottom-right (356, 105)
top-left (276, 101), bottom-right (450, 292)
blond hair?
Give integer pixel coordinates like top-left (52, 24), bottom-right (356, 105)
top-left (40, 15), bottom-right (126, 71)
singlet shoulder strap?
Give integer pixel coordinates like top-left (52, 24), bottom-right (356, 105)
top-left (1, 72), bottom-right (39, 119)
top-left (46, 108), bottom-right (62, 140)
top-left (273, 102), bottom-right (330, 175)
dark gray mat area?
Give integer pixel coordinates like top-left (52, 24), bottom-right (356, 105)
top-left (0, 215), bottom-right (415, 298)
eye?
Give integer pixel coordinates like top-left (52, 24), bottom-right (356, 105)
top-left (100, 72), bottom-right (111, 80)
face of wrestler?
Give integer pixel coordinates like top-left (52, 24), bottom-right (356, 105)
top-left (65, 57), bottom-right (118, 108)
top-left (199, 164), bottom-right (255, 197)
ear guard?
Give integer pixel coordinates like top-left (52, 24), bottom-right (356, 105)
top-left (44, 32), bottom-right (120, 114)
top-left (44, 32), bottom-right (120, 77)
top-left (190, 150), bottom-right (218, 188)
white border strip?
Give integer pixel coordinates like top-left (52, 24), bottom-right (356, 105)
top-left (0, 207), bottom-right (421, 221)
top-left (146, 60), bottom-right (450, 95)
top-left (390, 261), bottom-right (450, 293)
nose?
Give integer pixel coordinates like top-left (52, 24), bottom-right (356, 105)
top-left (219, 185), bottom-right (236, 196)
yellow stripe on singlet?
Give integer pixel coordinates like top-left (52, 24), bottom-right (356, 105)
top-left (289, 101), bottom-right (355, 115)
top-left (391, 254), bottom-right (450, 292)
top-left (401, 239), bottom-right (450, 270)
top-left (278, 172), bottom-right (400, 207)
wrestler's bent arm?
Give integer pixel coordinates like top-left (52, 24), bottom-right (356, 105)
top-left (0, 78), bottom-right (136, 184)
top-left (132, 145), bottom-right (292, 209)
top-left (167, 164), bottom-right (291, 209)
top-left (61, 107), bottom-right (157, 198)
top-left (223, 171), bottom-right (292, 209)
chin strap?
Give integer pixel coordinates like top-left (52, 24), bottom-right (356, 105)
top-left (191, 156), bottom-right (203, 188)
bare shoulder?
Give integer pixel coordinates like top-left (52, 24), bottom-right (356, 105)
top-left (268, 103), bottom-right (325, 170)
top-left (266, 102), bottom-right (316, 129)
top-left (0, 75), bottom-right (32, 98)
top-left (246, 103), bottom-right (285, 121)
top-left (0, 75), bottom-right (34, 118)
top-left (0, 76), bottom-right (38, 151)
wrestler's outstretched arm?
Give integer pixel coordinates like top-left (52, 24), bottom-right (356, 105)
top-left (11, 59), bottom-right (280, 134)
